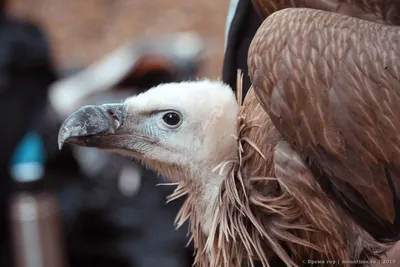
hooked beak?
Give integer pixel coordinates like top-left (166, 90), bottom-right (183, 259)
top-left (58, 103), bottom-right (128, 150)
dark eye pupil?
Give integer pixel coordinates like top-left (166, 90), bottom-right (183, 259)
top-left (162, 112), bottom-right (180, 126)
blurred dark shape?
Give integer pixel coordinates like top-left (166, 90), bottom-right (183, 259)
top-left (0, 0), bottom-right (3, 16)
top-left (222, 0), bottom-right (262, 100)
top-left (46, 32), bottom-right (205, 267)
top-left (0, 12), bottom-right (58, 266)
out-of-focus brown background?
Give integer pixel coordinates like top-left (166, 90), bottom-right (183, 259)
top-left (7, 0), bottom-right (229, 78)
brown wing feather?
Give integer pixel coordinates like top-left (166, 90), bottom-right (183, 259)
top-left (248, 8), bottom-right (400, 241)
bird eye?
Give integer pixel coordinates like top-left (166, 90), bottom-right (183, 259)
top-left (162, 112), bottom-right (181, 127)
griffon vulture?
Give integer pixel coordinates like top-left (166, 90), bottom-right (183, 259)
top-left (58, 2), bottom-right (400, 267)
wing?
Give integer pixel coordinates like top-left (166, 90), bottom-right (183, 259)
top-left (248, 8), bottom-right (400, 242)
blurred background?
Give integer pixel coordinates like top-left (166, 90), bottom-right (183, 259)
top-left (0, 1), bottom-right (229, 267)
top-left (8, 0), bottom-right (227, 78)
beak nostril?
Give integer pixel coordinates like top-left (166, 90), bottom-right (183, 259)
top-left (102, 104), bottom-right (127, 129)
top-left (106, 108), bottom-right (122, 129)
top-left (107, 109), bottom-right (119, 121)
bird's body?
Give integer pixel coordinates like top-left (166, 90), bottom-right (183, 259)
top-left (58, 2), bottom-right (400, 267)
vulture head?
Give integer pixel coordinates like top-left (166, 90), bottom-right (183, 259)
top-left (59, 80), bottom-right (239, 232)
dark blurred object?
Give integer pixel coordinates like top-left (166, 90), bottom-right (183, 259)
top-left (0, 13), bottom-right (57, 266)
top-left (9, 132), bottom-right (66, 267)
top-left (0, 0), bottom-right (3, 15)
top-left (222, 0), bottom-right (262, 100)
top-left (46, 32), bottom-right (205, 267)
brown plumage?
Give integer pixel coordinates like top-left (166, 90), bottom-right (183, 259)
top-left (250, 3), bottom-right (400, 236)
top-left (247, 3), bottom-right (400, 265)
top-left (58, 1), bottom-right (400, 267)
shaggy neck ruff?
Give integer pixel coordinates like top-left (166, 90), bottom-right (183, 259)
top-left (162, 98), bottom-right (391, 267)
top-left (157, 75), bottom-right (391, 267)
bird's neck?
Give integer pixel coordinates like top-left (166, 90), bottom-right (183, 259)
top-left (197, 169), bottom-right (226, 234)
top-left (182, 162), bottom-right (231, 235)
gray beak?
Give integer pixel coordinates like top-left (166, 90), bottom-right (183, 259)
top-left (58, 103), bottom-right (128, 149)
